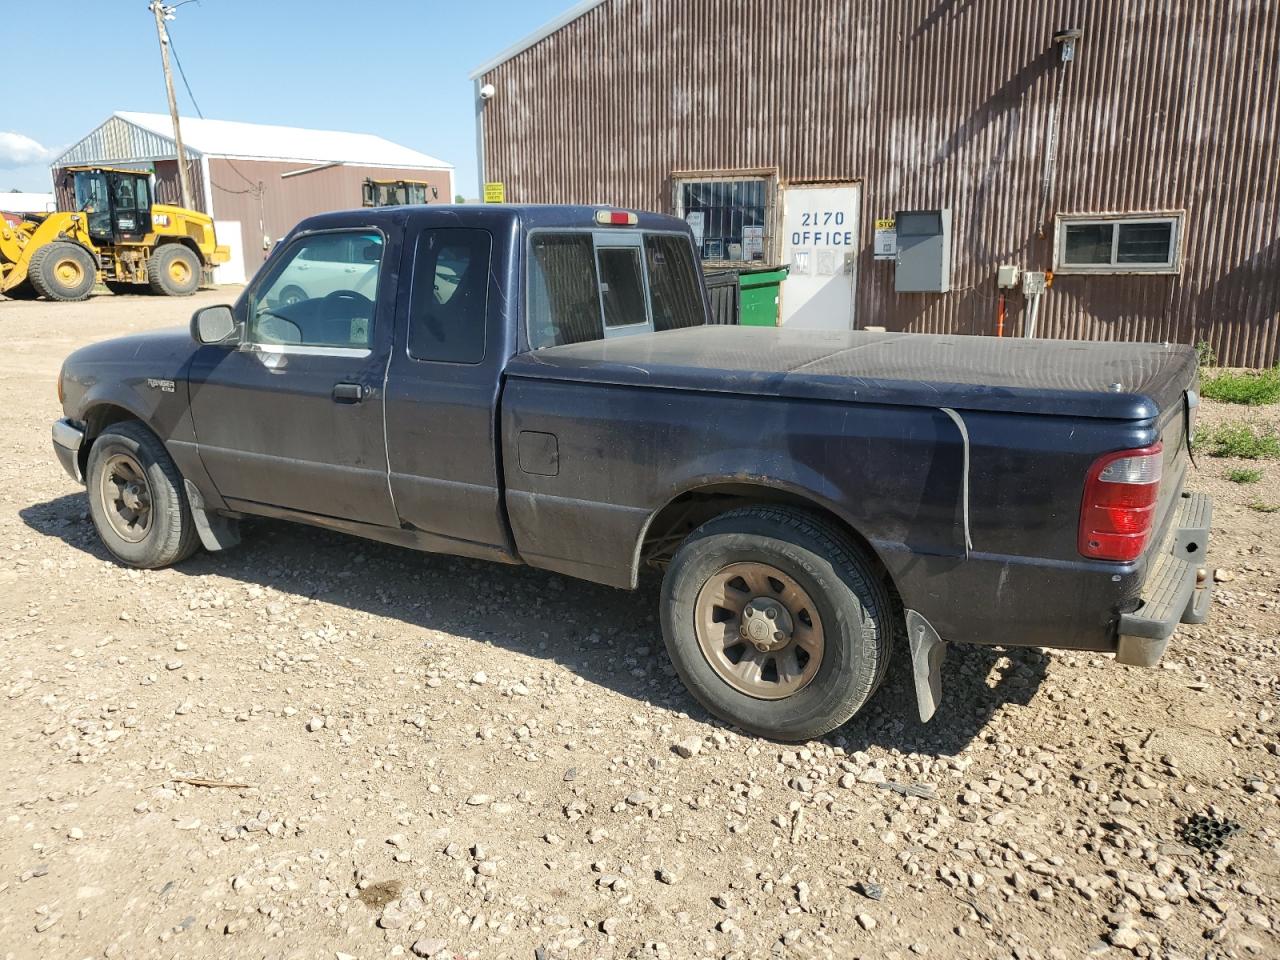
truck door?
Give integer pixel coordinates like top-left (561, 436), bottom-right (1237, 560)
top-left (188, 227), bottom-right (399, 527)
top-left (381, 222), bottom-right (515, 560)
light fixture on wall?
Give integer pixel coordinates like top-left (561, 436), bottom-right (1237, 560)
top-left (1053, 27), bottom-right (1083, 62)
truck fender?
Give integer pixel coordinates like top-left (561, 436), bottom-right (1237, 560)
top-left (632, 463), bottom-right (880, 566)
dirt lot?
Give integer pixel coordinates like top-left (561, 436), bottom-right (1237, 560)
top-left (1, 290), bottom-right (1277, 960)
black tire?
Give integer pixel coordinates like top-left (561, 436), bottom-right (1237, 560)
top-left (147, 244), bottom-right (202, 296)
top-left (86, 421), bottom-right (200, 569)
top-left (660, 506), bottom-right (893, 741)
top-left (28, 242), bottom-right (96, 302)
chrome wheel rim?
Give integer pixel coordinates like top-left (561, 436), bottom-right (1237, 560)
top-left (693, 561), bottom-right (824, 700)
top-left (99, 452), bottom-right (153, 543)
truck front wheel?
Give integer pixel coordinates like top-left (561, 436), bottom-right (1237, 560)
top-left (660, 506), bottom-right (892, 741)
top-left (86, 421), bottom-right (200, 568)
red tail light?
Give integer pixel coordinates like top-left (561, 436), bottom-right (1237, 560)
top-left (1078, 443), bottom-right (1163, 562)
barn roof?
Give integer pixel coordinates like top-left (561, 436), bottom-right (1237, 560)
top-left (52, 112), bottom-right (453, 170)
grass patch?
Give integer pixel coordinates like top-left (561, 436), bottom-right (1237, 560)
top-left (1197, 423), bottom-right (1280, 460)
top-left (1226, 467), bottom-right (1263, 484)
top-left (1200, 367), bottom-right (1280, 405)
top-left (1248, 501), bottom-right (1280, 514)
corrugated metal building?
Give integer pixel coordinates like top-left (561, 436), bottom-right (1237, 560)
top-left (51, 112), bottom-right (454, 282)
top-left (471, 0), bottom-right (1279, 367)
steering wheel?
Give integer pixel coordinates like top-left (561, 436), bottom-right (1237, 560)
top-left (320, 290), bottom-right (373, 320)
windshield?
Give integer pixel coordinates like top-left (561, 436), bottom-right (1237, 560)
top-left (370, 181), bottom-right (431, 206)
top-left (73, 171), bottom-right (112, 240)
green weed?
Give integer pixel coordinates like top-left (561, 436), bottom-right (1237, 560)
top-left (1195, 340), bottom-right (1217, 369)
top-left (1196, 424), bottom-right (1280, 460)
top-left (1200, 367), bottom-right (1280, 405)
top-left (1226, 467), bottom-right (1263, 484)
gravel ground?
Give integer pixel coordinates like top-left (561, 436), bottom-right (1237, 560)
top-left (1, 290), bottom-right (1277, 960)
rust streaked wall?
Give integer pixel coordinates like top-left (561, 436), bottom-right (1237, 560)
top-left (477, 0), bottom-right (1280, 367)
top-left (207, 159), bottom-right (452, 271)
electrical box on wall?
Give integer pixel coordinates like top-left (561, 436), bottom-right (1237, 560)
top-left (894, 209), bottom-right (952, 293)
top-left (997, 264), bottom-right (1021, 288)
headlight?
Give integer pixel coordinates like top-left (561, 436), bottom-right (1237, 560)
top-left (57, 367), bottom-right (64, 405)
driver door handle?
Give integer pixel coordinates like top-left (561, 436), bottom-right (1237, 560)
top-left (332, 382), bottom-right (364, 404)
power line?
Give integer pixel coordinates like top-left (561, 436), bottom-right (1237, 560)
top-left (164, 20), bottom-right (262, 196)
top-left (166, 25), bottom-right (205, 119)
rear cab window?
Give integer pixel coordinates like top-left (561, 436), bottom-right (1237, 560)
top-left (527, 228), bottom-right (704, 349)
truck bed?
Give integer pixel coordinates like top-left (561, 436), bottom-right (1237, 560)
top-left (507, 326), bottom-right (1198, 421)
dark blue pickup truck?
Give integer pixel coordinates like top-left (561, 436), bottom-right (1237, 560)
top-left (51, 204), bottom-right (1212, 740)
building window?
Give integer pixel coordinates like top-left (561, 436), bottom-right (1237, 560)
top-left (673, 173), bottom-right (775, 265)
top-left (1054, 213), bottom-right (1183, 274)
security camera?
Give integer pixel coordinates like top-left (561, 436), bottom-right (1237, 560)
top-left (478, 83), bottom-right (496, 101)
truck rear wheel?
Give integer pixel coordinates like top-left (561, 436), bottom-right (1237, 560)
top-left (147, 244), bottom-right (201, 296)
top-left (660, 506), bottom-right (892, 741)
top-left (86, 421), bottom-right (199, 569)
top-left (28, 242), bottom-right (96, 302)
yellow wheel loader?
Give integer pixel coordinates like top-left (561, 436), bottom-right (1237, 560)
top-left (361, 177), bottom-right (439, 207)
top-left (0, 166), bottom-right (229, 302)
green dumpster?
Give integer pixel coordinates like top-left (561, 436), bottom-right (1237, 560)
top-left (737, 267), bottom-right (788, 327)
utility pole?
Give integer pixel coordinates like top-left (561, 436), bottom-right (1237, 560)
top-left (149, 1), bottom-right (194, 210)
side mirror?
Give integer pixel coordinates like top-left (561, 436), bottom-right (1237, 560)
top-left (191, 304), bottom-right (238, 346)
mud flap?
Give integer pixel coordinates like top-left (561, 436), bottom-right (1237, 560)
top-left (184, 479), bottom-right (241, 551)
top-left (905, 609), bottom-right (948, 722)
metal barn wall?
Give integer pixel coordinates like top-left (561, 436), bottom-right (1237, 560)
top-left (477, 0), bottom-right (1280, 367)
top-left (151, 159), bottom-right (208, 212)
top-left (207, 159), bottom-right (454, 272)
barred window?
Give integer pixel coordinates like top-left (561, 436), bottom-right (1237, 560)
top-left (674, 173), bottom-right (775, 265)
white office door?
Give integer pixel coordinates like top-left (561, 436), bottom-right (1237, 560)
top-left (779, 182), bottom-right (860, 330)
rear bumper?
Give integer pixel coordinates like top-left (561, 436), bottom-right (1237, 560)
top-left (52, 418), bottom-right (85, 483)
top-left (1115, 491), bottom-right (1213, 667)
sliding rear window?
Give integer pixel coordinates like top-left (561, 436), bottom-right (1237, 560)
top-left (527, 231), bottom-right (703, 349)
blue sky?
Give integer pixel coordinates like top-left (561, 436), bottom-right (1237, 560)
top-left (1, 0), bottom-right (571, 196)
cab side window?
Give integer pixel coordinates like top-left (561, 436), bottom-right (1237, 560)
top-left (408, 228), bottom-right (492, 364)
top-left (249, 231), bottom-right (383, 348)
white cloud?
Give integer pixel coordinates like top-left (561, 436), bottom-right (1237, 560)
top-left (0, 132), bottom-right (54, 169)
